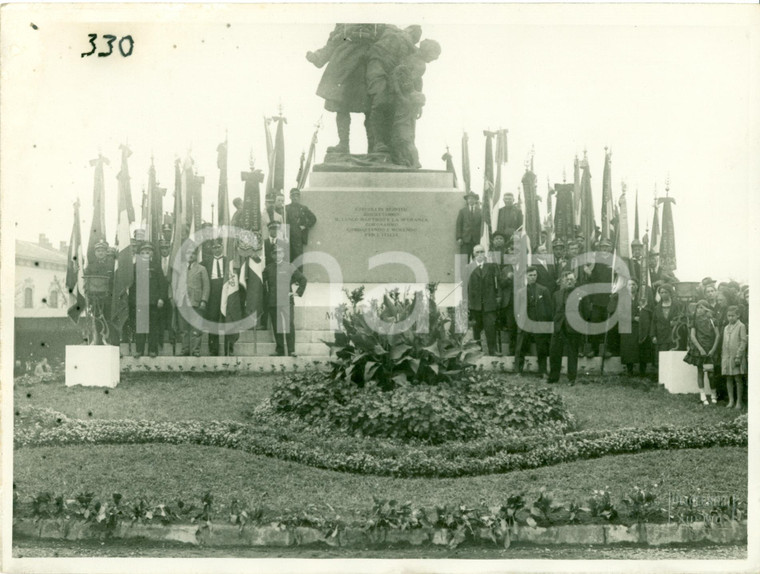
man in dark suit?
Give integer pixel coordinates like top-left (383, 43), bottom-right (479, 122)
top-left (264, 221), bottom-right (288, 268)
top-left (584, 238), bottom-right (617, 358)
top-left (263, 244), bottom-right (307, 356)
top-left (203, 238), bottom-right (230, 356)
top-left (130, 242), bottom-right (168, 359)
top-left (496, 192), bottom-right (523, 239)
top-left (467, 244), bottom-right (501, 356)
top-left (284, 188), bottom-right (317, 268)
top-left (514, 266), bottom-right (553, 375)
top-left (548, 270), bottom-right (582, 385)
top-left (456, 192), bottom-right (482, 263)
top-left (533, 244), bottom-right (557, 295)
top-left (157, 239), bottom-right (176, 352)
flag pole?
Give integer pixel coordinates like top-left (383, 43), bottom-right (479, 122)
top-left (600, 221), bottom-right (621, 376)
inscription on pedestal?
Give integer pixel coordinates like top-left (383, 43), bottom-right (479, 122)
top-left (338, 206), bottom-right (428, 239)
top-left (303, 188), bottom-right (462, 284)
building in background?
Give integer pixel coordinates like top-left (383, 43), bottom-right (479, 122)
top-left (15, 234), bottom-right (83, 368)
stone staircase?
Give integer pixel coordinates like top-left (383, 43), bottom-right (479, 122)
top-left (120, 328), bottom-right (334, 358)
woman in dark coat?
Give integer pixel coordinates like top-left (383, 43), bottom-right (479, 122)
top-left (652, 282), bottom-right (682, 352)
top-left (610, 278), bottom-right (654, 375)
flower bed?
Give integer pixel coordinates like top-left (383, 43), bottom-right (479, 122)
top-left (15, 406), bottom-right (747, 479)
top-left (13, 486), bottom-right (747, 549)
top-left (270, 371), bottom-right (575, 444)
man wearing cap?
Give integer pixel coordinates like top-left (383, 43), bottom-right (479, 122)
top-left (265, 220), bottom-right (289, 268)
top-left (468, 244), bottom-right (501, 356)
top-left (264, 243), bottom-right (308, 356)
top-left (628, 238), bottom-right (644, 286)
top-left (496, 192), bottom-right (523, 239)
top-left (492, 233), bottom-right (515, 354)
top-left (514, 265), bottom-right (553, 376)
top-left (84, 239), bottom-right (116, 344)
top-left (490, 231), bottom-right (508, 261)
top-left (285, 188), bottom-right (317, 268)
top-left (265, 192), bottom-right (286, 228)
top-left (177, 246), bottom-right (209, 357)
top-left (547, 238), bottom-right (568, 293)
top-left (157, 240), bottom-right (176, 351)
top-left (130, 242), bottom-right (168, 358)
top-left (548, 270), bottom-right (582, 385)
top-left (456, 192), bottom-right (482, 263)
top-left (579, 237), bottom-right (615, 358)
top-left (203, 238), bottom-right (231, 356)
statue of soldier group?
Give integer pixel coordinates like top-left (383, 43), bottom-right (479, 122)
top-left (78, 22), bottom-right (748, 409)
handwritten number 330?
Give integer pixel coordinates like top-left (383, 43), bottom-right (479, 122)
top-left (81, 34), bottom-right (134, 58)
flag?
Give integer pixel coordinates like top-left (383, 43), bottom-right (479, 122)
top-left (297, 124), bottom-right (320, 191)
top-left (238, 163), bottom-right (266, 326)
top-left (553, 184), bottom-right (575, 243)
top-left (240, 163), bottom-right (264, 233)
top-left (633, 189), bottom-right (640, 243)
top-left (66, 200), bottom-right (86, 323)
top-left (111, 144), bottom-right (136, 336)
top-left (659, 193), bottom-right (677, 273)
top-left (217, 140), bottom-right (230, 255)
top-left (601, 149), bottom-right (614, 241)
top-left (522, 168), bottom-right (541, 250)
top-left (441, 148), bottom-right (458, 188)
top-left (480, 130), bottom-right (495, 250)
top-left (640, 231), bottom-right (651, 305)
top-left (169, 158), bottom-right (183, 334)
top-left (572, 154), bottom-right (580, 228)
top-left (579, 153), bottom-right (596, 253)
top-left (650, 193), bottom-right (661, 254)
top-left (493, 129), bottom-right (508, 207)
top-left (616, 184), bottom-right (630, 260)
top-left (146, 159), bottom-right (164, 254)
top-left (87, 154), bottom-right (109, 264)
top-left (272, 113), bottom-right (286, 194)
top-left (236, 254), bottom-right (265, 326)
top-left (461, 132), bottom-right (471, 193)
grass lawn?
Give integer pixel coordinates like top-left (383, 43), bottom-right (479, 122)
top-left (14, 373), bottom-right (276, 422)
top-left (13, 373), bottom-right (741, 431)
top-left (14, 444), bottom-right (747, 514)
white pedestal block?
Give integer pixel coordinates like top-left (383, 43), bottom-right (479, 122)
top-left (66, 345), bottom-right (120, 388)
top-left (658, 350), bottom-right (698, 394)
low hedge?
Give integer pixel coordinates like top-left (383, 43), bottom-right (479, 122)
top-left (270, 371), bottom-right (575, 444)
top-left (15, 407), bottom-right (748, 479)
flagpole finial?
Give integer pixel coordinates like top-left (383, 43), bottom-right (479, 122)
top-left (665, 176), bottom-right (670, 196)
top-left (249, 149), bottom-right (255, 170)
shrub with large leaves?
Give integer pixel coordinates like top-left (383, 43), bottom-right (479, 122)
top-left (326, 285), bottom-right (482, 390)
top-left (270, 370), bottom-right (574, 443)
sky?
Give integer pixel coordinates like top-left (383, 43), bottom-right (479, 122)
top-left (2, 3), bottom-right (759, 284)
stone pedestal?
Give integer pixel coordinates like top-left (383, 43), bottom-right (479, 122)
top-left (303, 168), bottom-right (460, 284)
top-left (658, 350), bottom-right (699, 394)
top-left (66, 345), bottom-right (120, 388)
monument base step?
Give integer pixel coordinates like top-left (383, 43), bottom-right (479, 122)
top-left (119, 354), bottom-right (623, 374)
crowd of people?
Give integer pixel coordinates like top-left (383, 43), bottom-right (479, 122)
top-left (83, 188), bottom-right (317, 359)
top-left (462, 193), bottom-right (749, 406)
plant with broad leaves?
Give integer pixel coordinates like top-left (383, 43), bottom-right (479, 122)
top-left (565, 500), bottom-right (591, 524)
top-left (529, 488), bottom-right (565, 526)
top-left (588, 489), bottom-right (618, 522)
top-left (325, 284), bottom-right (482, 391)
top-left (622, 485), bottom-right (665, 523)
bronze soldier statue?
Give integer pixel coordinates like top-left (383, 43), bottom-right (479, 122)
top-left (306, 24), bottom-right (387, 154)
